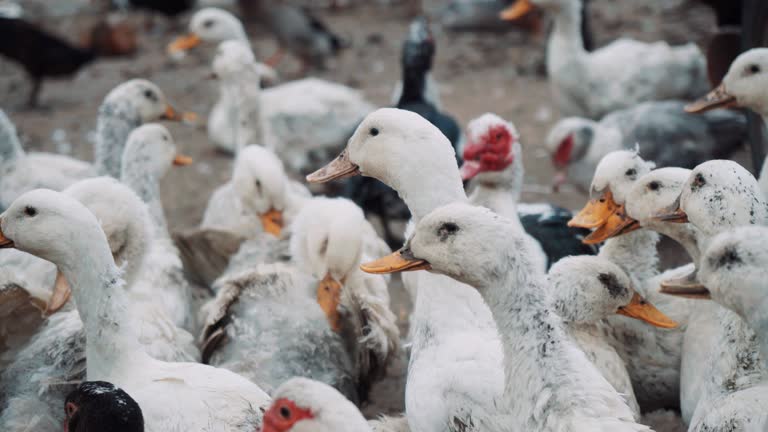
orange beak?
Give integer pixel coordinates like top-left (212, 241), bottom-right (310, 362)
top-left (500, 0), bottom-right (535, 20)
top-left (653, 198), bottom-right (689, 224)
top-left (685, 82), bottom-right (738, 113)
top-left (569, 190), bottom-right (620, 229)
top-left (317, 273), bottom-right (343, 332)
top-left (616, 292), bottom-right (678, 328)
top-left (167, 33), bottom-right (202, 54)
top-left (260, 209), bottom-right (283, 237)
top-left (0, 220), bottom-right (13, 248)
top-left (172, 154), bottom-right (193, 166)
top-left (360, 249), bottom-right (431, 274)
top-left (45, 271), bottom-right (72, 316)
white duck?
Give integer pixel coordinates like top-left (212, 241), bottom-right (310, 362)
top-left (460, 113), bottom-right (596, 269)
top-left (663, 226), bottom-right (768, 432)
top-left (0, 190), bottom-right (270, 431)
top-left (500, 0), bottom-right (708, 119)
top-left (685, 47), bottom-right (768, 196)
top-left (545, 101), bottom-right (747, 192)
top-left (120, 124), bottom-right (199, 333)
top-left (171, 9), bottom-right (374, 171)
top-left (261, 377), bottom-right (372, 432)
top-left (0, 79), bottom-right (180, 209)
top-left (307, 108), bottom-right (506, 432)
top-left (363, 203), bottom-right (649, 431)
top-left (653, 160), bottom-right (768, 424)
top-left (548, 255), bottom-right (678, 418)
top-left (568, 151), bottom-right (693, 411)
top-left (0, 178), bottom-right (178, 431)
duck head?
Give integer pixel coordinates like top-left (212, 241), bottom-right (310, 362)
top-left (65, 381), bottom-right (144, 432)
top-left (168, 7), bottom-right (247, 55)
top-left (569, 150), bottom-right (654, 243)
top-left (104, 79), bottom-right (190, 123)
top-left (290, 198), bottom-right (368, 331)
top-left (687, 48), bottom-right (768, 116)
top-left (233, 146), bottom-right (289, 236)
top-left (460, 113), bottom-right (523, 191)
top-left (548, 255), bottom-right (677, 328)
top-left (121, 124), bottom-right (192, 178)
top-left (545, 117), bottom-right (597, 189)
top-left (402, 17), bottom-right (435, 74)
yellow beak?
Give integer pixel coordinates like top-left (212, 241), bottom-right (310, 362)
top-left (499, 0), bottom-right (535, 20)
top-left (317, 273), bottom-right (343, 332)
top-left (172, 154), bottom-right (193, 166)
top-left (616, 292), bottom-right (678, 328)
top-left (260, 209), bottom-right (284, 237)
top-left (167, 33), bottom-right (202, 54)
top-left (45, 271), bottom-right (72, 316)
top-left (360, 249), bottom-right (431, 274)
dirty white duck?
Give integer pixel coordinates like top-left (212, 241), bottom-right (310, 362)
top-left (0, 190), bottom-right (271, 432)
top-left (662, 226), bottom-right (768, 432)
top-left (545, 100), bottom-right (747, 192)
top-left (653, 159), bottom-right (768, 424)
top-left (685, 47), bottom-right (768, 196)
top-left (460, 112), bottom-right (596, 269)
top-left (363, 203), bottom-right (649, 431)
top-left (262, 377), bottom-right (372, 432)
top-left (307, 108), bottom-right (514, 432)
top-left (0, 178), bottom-right (181, 431)
top-left (174, 144), bottom-right (309, 286)
top-left (0, 79), bottom-right (181, 209)
top-left (568, 150), bottom-right (692, 411)
top-left (548, 255), bottom-right (679, 419)
top-left (120, 124), bottom-right (199, 333)
top-left (500, 0), bottom-right (708, 119)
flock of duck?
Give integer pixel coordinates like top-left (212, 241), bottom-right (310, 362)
top-left (1, 0), bottom-right (768, 431)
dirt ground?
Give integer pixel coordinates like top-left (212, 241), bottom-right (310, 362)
top-left (0, 0), bottom-right (742, 420)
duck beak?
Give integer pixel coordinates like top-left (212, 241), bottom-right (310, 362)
top-left (653, 198), bottom-right (688, 223)
top-left (460, 160), bottom-right (483, 181)
top-left (260, 209), bottom-right (283, 237)
top-left (167, 33), bottom-right (201, 54)
top-left (660, 269), bottom-right (711, 299)
top-left (306, 150), bottom-right (360, 183)
top-left (616, 292), bottom-right (678, 328)
top-left (172, 154), bottom-right (193, 166)
top-left (0, 220), bottom-right (13, 248)
top-left (685, 82), bottom-right (738, 113)
top-left (361, 249), bottom-right (431, 274)
top-left (160, 105), bottom-right (198, 123)
top-left (582, 208), bottom-right (641, 244)
top-left (569, 190), bottom-right (620, 229)
top-left (500, 0), bottom-right (535, 20)
top-left (317, 273), bottom-right (342, 332)
top-left (45, 271), bottom-right (72, 316)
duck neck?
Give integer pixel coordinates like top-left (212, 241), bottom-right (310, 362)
top-left (95, 102), bottom-right (142, 178)
top-left (399, 65), bottom-right (428, 105)
top-left (120, 163), bottom-right (169, 238)
top-left (0, 117), bottom-right (23, 166)
top-left (599, 229), bottom-right (659, 284)
top-left (547, 1), bottom-right (586, 73)
top-left (393, 169), bottom-right (466, 223)
top-left (59, 235), bottom-right (144, 379)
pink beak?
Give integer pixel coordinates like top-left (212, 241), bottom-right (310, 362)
top-left (460, 160), bottom-right (483, 181)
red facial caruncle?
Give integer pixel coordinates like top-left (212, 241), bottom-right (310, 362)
top-left (460, 124), bottom-right (515, 181)
top-left (261, 398), bottom-right (314, 432)
top-left (553, 134), bottom-right (574, 169)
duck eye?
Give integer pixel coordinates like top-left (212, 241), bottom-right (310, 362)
top-left (162, 135), bottom-right (168, 141)
top-left (65, 401), bottom-right (77, 417)
top-left (255, 180), bottom-right (261, 192)
top-left (647, 181), bottom-right (660, 191)
top-left (24, 206), bottom-right (37, 217)
top-left (625, 168), bottom-right (637, 178)
top-left (496, 132), bottom-right (503, 140)
top-left (280, 405), bottom-right (291, 419)
top-left (749, 64), bottom-right (761, 74)
top-left (143, 90), bottom-right (156, 101)
top-left (693, 173), bottom-right (706, 189)
top-left (203, 19), bottom-right (214, 28)
top-left (369, 127), bottom-right (379, 136)
top-left (437, 222), bottom-right (460, 240)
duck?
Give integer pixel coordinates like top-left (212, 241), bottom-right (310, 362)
top-left (0, 189), bottom-right (271, 431)
top-left (662, 225), bottom-right (768, 432)
top-left (685, 47), bottom-right (768, 196)
top-left (306, 108), bottom-right (513, 432)
top-left (653, 163), bottom-right (768, 430)
top-left (199, 196), bottom-right (398, 404)
top-left (362, 202), bottom-right (649, 430)
top-left (567, 151), bottom-right (695, 412)
top-left (545, 100), bottom-right (748, 192)
top-left (240, 0), bottom-right (346, 73)
top-left (0, 177), bottom-right (185, 431)
top-left (261, 377), bottom-right (371, 432)
top-left (0, 79), bottom-right (185, 210)
top-left (461, 112), bottom-right (596, 269)
top-left (0, 17), bottom-right (96, 107)
top-left (174, 144), bottom-right (309, 286)
top-left (390, 17), bottom-right (442, 109)
top-left (548, 255), bottom-right (678, 418)
top-left (500, 0), bottom-right (708, 119)
top-left (64, 381), bottom-right (144, 432)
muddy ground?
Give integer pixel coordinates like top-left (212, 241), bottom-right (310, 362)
top-left (0, 0), bottom-right (744, 421)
